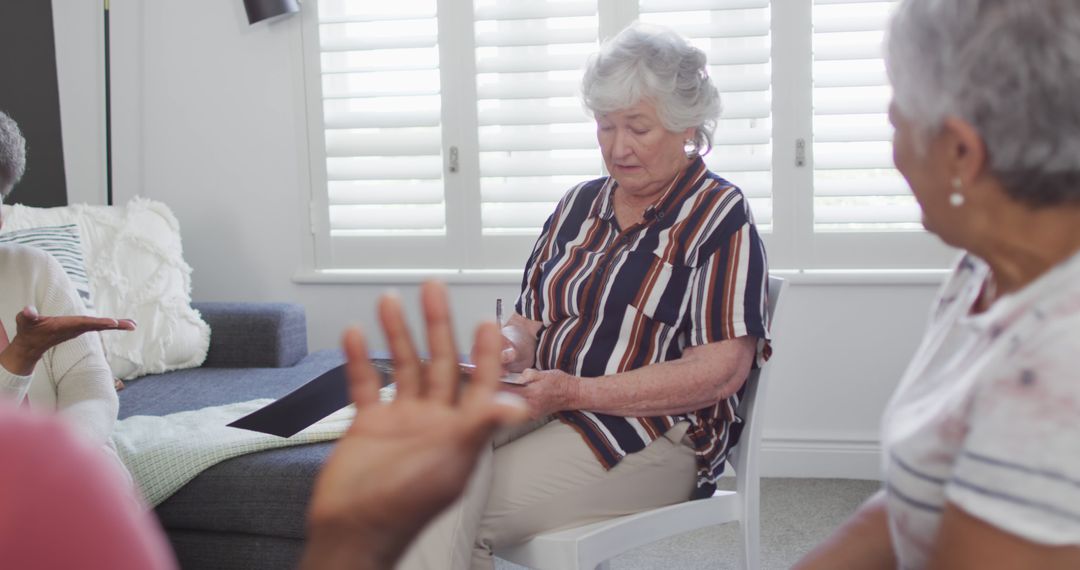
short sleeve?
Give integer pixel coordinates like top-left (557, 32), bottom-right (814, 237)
top-left (685, 213), bottom-right (770, 354)
top-left (515, 212), bottom-right (556, 321)
top-left (945, 326), bottom-right (1080, 545)
top-left (518, 185), bottom-right (578, 323)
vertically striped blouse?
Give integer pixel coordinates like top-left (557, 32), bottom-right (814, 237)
top-left (516, 157), bottom-right (771, 487)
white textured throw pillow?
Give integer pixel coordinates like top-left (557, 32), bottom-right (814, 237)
top-left (0, 199), bottom-right (210, 379)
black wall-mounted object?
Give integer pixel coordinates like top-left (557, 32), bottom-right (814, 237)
top-left (0, 0), bottom-right (69, 207)
top-left (243, 0), bottom-right (300, 25)
top-left (105, 0), bottom-right (114, 205)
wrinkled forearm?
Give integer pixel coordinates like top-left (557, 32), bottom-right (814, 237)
top-left (565, 336), bottom-right (756, 417)
top-left (794, 490), bottom-right (896, 570)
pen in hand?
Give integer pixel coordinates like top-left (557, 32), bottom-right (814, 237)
top-left (490, 298), bottom-right (527, 384)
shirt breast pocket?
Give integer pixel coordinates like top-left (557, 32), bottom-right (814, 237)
top-left (625, 251), bottom-right (692, 327)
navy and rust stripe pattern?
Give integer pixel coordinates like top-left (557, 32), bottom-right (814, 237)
top-left (516, 157), bottom-right (770, 486)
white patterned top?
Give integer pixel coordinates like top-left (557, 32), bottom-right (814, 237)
top-left (882, 251), bottom-right (1080, 569)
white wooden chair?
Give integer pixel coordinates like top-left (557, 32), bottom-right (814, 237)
top-left (496, 276), bottom-right (785, 570)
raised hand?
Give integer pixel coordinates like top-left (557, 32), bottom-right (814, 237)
top-left (302, 281), bottom-right (528, 570)
top-left (0, 306), bottom-right (136, 376)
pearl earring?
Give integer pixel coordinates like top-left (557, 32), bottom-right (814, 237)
top-left (949, 177), bottom-right (965, 207)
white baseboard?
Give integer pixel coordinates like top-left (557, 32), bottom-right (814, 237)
top-left (759, 435), bottom-right (882, 480)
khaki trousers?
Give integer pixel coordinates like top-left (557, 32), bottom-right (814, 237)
top-left (395, 417), bottom-right (698, 570)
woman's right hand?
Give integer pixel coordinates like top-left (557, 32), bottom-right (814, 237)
top-left (469, 313), bottom-right (541, 374)
top-left (0, 306), bottom-right (136, 376)
top-left (500, 320), bottom-right (538, 373)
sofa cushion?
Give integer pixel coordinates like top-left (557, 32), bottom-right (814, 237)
top-left (156, 442), bottom-right (333, 540)
top-left (118, 349), bottom-right (346, 419)
top-left (119, 349), bottom-right (346, 539)
top-left (193, 302), bottom-right (308, 368)
top-left (0, 199), bottom-right (210, 380)
top-left (166, 529), bottom-right (304, 570)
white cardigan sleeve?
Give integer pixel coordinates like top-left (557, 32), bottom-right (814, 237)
top-left (36, 254), bottom-right (120, 446)
top-left (0, 368), bottom-right (32, 402)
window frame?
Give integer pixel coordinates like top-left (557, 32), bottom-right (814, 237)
top-left (298, 0), bottom-right (957, 275)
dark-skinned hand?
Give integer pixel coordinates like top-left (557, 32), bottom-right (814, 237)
top-left (0, 306), bottom-right (136, 376)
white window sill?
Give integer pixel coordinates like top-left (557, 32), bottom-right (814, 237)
top-left (293, 268), bottom-right (951, 286)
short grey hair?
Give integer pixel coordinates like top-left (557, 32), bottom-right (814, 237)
top-left (0, 110), bottom-right (27, 199)
top-left (582, 23), bottom-right (722, 155)
top-left (885, 0), bottom-right (1080, 207)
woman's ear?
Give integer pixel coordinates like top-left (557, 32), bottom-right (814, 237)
top-left (941, 116), bottom-right (988, 186)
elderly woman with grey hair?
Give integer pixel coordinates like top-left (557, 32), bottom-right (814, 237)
top-left (0, 112), bottom-right (27, 198)
top-left (398, 23), bottom-right (770, 570)
top-left (796, 1), bottom-right (1080, 569)
top-left (0, 110), bottom-right (135, 451)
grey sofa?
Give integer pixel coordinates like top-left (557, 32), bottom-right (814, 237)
top-left (118, 302), bottom-right (346, 570)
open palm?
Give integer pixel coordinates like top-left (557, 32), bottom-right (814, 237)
top-left (304, 282), bottom-right (527, 570)
top-left (0, 306), bottom-right (135, 376)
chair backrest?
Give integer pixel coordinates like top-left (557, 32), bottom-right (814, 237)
top-left (728, 275), bottom-right (784, 474)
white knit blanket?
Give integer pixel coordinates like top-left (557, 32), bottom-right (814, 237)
top-left (110, 399), bottom-right (355, 507)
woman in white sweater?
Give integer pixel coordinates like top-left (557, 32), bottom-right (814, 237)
top-left (0, 110), bottom-right (135, 447)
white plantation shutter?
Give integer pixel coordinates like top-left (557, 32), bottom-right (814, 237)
top-left (317, 0), bottom-right (446, 237)
top-left (640, 0), bottom-right (773, 228)
top-left (473, 1), bottom-right (602, 236)
top-left (811, 0), bottom-right (919, 230)
top-left (302, 0), bottom-right (955, 272)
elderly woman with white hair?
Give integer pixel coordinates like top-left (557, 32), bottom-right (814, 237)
top-left (398, 24), bottom-right (770, 570)
top-left (797, 1), bottom-right (1080, 569)
top-left (0, 110), bottom-right (135, 450)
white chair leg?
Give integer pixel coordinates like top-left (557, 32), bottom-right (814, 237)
top-left (739, 519), bottom-right (761, 570)
top-left (740, 488), bottom-right (761, 570)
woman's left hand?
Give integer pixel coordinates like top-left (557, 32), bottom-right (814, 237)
top-left (1, 306), bottom-right (136, 376)
top-left (501, 368), bottom-right (580, 420)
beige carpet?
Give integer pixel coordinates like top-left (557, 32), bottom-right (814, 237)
top-left (495, 477), bottom-right (882, 570)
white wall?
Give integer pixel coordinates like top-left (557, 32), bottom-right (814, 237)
top-left (761, 280), bottom-right (935, 477)
top-left (57, 0), bottom-right (947, 479)
top-left (51, 0), bottom-right (107, 205)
